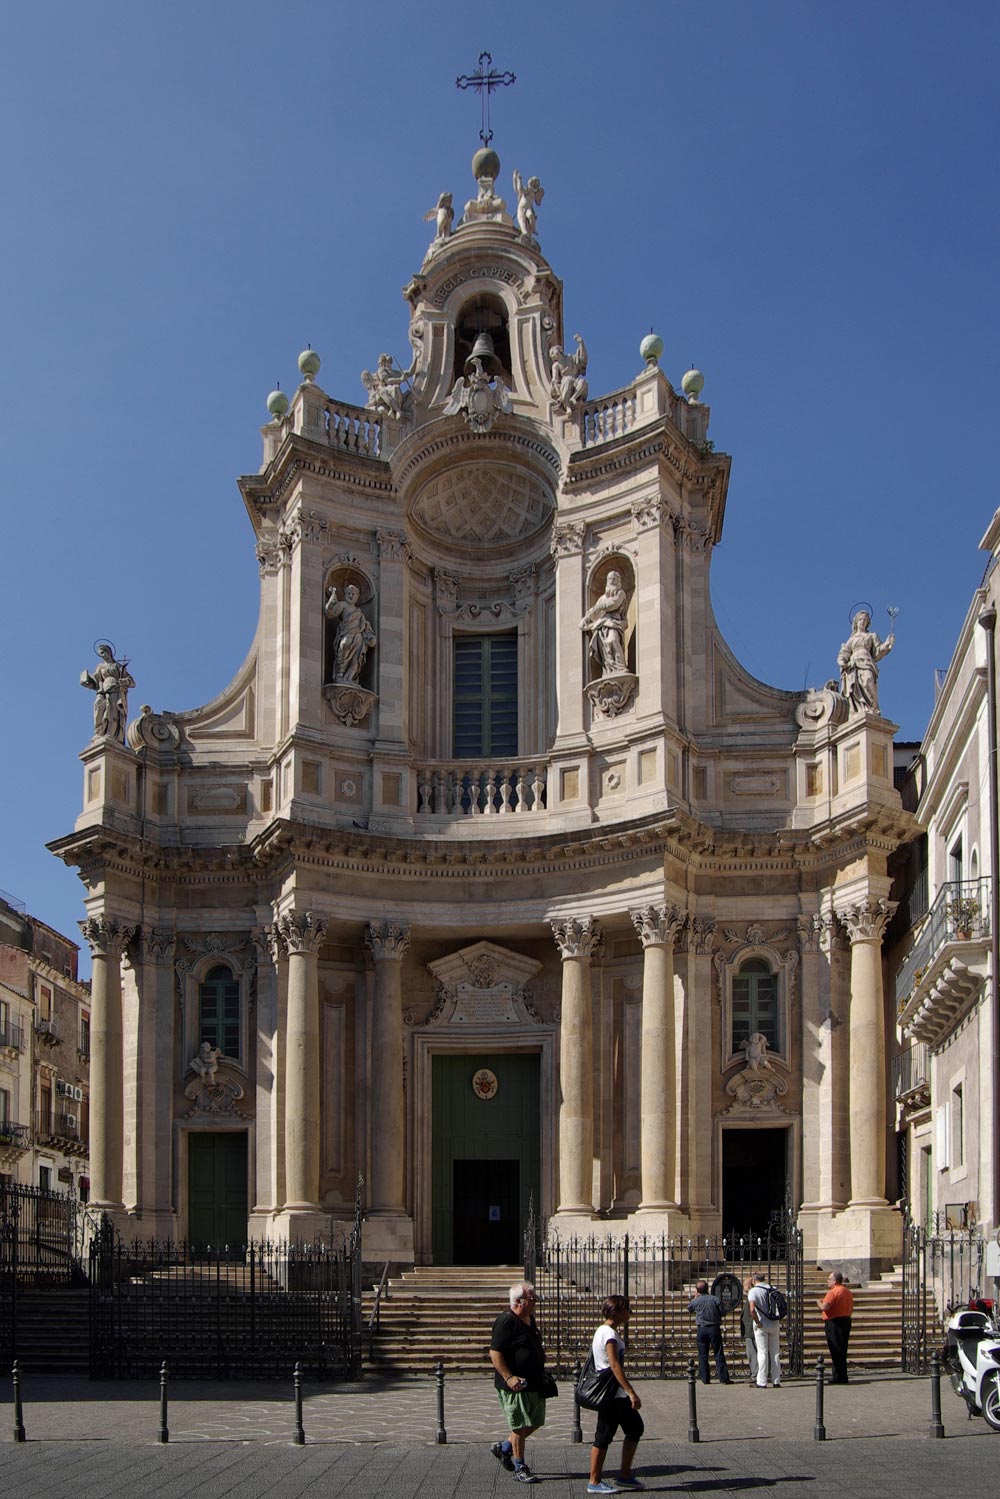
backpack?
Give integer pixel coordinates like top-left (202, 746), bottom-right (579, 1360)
top-left (759, 1285), bottom-right (789, 1321)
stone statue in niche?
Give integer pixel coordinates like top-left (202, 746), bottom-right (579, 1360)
top-left (325, 583), bottom-right (377, 684)
top-left (549, 334), bottom-right (589, 413)
top-left (423, 191), bottom-right (454, 248)
top-left (512, 170), bottom-right (544, 242)
top-left (80, 641), bottom-right (135, 742)
top-left (361, 352), bottom-right (412, 420)
top-left (741, 1032), bottom-right (770, 1073)
top-left (837, 608), bottom-right (895, 715)
top-left (581, 569), bottom-right (629, 677)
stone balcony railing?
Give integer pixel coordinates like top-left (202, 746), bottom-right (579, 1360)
top-left (415, 760), bottom-right (548, 818)
top-left (895, 877), bottom-right (992, 1044)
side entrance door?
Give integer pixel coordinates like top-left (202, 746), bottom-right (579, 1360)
top-left (721, 1127), bottom-right (788, 1237)
top-left (188, 1132), bottom-right (248, 1252)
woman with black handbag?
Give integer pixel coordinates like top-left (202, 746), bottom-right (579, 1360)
top-left (583, 1295), bottom-right (644, 1493)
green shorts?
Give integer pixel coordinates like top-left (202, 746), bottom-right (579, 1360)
top-left (497, 1388), bottom-right (547, 1432)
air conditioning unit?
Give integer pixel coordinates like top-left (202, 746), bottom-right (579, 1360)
top-left (70, 1086), bottom-right (83, 1102)
top-left (56, 1080), bottom-right (69, 1096)
top-left (64, 1114), bottom-right (77, 1129)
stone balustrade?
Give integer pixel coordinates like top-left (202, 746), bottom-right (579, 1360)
top-left (582, 385), bottom-right (639, 446)
top-left (416, 760), bottom-right (548, 817)
top-left (321, 398), bottom-right (382, 457)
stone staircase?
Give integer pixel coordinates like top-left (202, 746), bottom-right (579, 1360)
top-left (363, 1264), bottom-right (935, 1377)
top-left (8, 1288), bottom-right (90, 1373)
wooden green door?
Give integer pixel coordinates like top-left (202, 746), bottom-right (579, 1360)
top-left (432, 1053), bottom-right (540, 1265)
top-left (188, 1132), bottom-right (248, 1252)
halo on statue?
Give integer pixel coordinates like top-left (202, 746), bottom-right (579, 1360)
top-left (847, 601), bottom-right (874, 625)
top-left (93, 637), bottom-right (117, 656)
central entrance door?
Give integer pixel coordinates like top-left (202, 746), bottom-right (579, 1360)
top-left (432, 1053), bottom-right (540, 1264)
top-left (188, 1132), bottom-right (248, 1251)
top-left (721, 1127), bottom-right (788, 1236)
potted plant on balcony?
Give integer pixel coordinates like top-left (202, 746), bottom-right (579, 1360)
top-left (947, 895), bottom-right (980, 939)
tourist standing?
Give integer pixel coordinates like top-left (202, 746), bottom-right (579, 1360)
top-left (817, 1271), bottom-right (854, 1384)
top-left (688, 1278), bottom-right (732, 1384)
top-left (748, 1274), bottom-right (782, 1388)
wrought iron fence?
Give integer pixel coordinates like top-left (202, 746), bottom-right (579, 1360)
top-left (525, 1205), bottom-right (803, 1378)
top-left (89, 1224), bottom-right (363, 1379)
top-left (1, 1182), bottom-right (84, 1365)
top-left (901, 1208), bottom-right (986, 1372)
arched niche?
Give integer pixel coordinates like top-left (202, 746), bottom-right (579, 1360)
top-left (452, 292), bottom-right (513, 387)
top-left (323, 565), bottom-right (377, 692)
top-left (583, 554), bottom-right (637, 681)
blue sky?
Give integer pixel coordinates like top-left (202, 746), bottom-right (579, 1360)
top-left (2, 0), bottom-right (997, 967)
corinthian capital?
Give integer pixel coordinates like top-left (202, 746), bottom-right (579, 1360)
top-left (838, 898), bottom-right (896, 945)
top-left (630, 904), bottom-right (685, 949)
top-left (365, 920), bottom-right (411, 962)
top-left (79, 916), bottom-right (130, 961)
top-left (135, 927), bottom-right (176, 965)
top-left (276, 911), bottom-right (328, 955)
top-left (551, 916), bottom-right (600, 961)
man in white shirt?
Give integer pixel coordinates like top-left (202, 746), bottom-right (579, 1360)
top-left (747, 1274), bottom-right (781, 1388)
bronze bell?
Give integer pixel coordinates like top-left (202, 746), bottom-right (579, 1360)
top-left (465, 330), bottom-right (501, 377)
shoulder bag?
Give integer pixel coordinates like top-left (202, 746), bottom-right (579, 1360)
top-left (574, 1351), bottom-right (619, 1411)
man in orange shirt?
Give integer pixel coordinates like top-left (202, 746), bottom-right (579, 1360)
top-left (817, 1271), bottom-right (854, 1384)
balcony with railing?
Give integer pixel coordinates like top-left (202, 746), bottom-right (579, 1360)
top-left (416, 760), bottom-right (548, 818)
top-left (33, 1015), bottom-right (59, 1047)
top-left (0, 1120), bottom-right (30, 1152)
top-left (0, 1020), bottom-right (25, 1056)
top-left (34, 1109), bottom-right (88, 1155)
top-left (896, 877), bottom-right (992, 1045)
top-left (891, 1041), bottom-right (931, 1109)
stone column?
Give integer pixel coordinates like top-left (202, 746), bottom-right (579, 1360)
top-left (552, 917), bottom-right (599, 1214)
top-left (79, 917), bottom-right (128, 1211)
top-left (365, 920), bottom-right (410, 1214)
top-left (276, 911), bottom-right (327, 1210)
top-left (631, 905), bottom-right (685, 1210)
top-left (841, 898), bottom-right (894, 1205)
top-left (132, 927), bottom-right (176, 1234)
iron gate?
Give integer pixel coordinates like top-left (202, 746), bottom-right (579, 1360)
top-left (526, 1205), bottom-right (803, 1378)
top-left (901, 1208), bottom-right (985, 1372)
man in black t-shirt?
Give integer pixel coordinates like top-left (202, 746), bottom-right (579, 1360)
top-left (489, 1280), bottom-right (547, 1484)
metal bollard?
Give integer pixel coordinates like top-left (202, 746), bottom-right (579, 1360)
top-left (813, 1355), bottom-right (826, 1441)
top-left (571, 1359), bottom-right (583, 1444)
top-left (293, 1361), bottom-right (305, 1445)
top-left (435, 1361), bottom-right (447, 1444)
top-left (12, 1360), bottom-right (26, 1444)
top-left (158, 1360), bottom-right (170, 1444)
top-left (929, 1351), bottom-right (945, 1439)
top-left (687, 1358), bottom-right (700, 1443)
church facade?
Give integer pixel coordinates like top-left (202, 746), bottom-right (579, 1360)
top-left (51, 147), bottom-right (917, 1277)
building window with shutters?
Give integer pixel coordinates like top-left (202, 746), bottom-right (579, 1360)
top-left (453, 633), bottom-right (518, 758)
top-left (198, 965), bottom-right (241, 1062)
top-left (731, 958), bottom-right (779, 1052)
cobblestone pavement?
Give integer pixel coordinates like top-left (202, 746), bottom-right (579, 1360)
top-left (1, 1372), bottom-right (996, 1496)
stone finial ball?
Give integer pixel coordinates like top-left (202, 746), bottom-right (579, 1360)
top-left (298, 348), bottom-right (321, 380)
top-left (681, 368), bottom-right (705, 402)
top-left (640, 332), bottom-right (664, 365)
top-left (266, 387), bottom-right (290, 420)
top-left (472, 146), bottom-right (501, 181)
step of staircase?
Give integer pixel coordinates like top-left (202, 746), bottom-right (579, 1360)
top-left (364, 1265), bottom-right (938, 1376)
top-left (9, 1289), bottom-right (90, 1374)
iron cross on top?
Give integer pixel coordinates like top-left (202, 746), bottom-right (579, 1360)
top-left (456, 51), bottom-right (516, 146)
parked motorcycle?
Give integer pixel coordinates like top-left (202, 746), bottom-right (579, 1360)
top-left (943, 1302), bottom-right (1000, 1431)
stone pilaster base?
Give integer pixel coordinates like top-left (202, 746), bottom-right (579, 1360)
top-left (802, 1203), bottom-right (902, 1282)
top-left (361, 1212), bottom-right (415, 1265)
top-left (549, 1210), bottom-right (601, 1238)
top-left (627, 1207), bottom-right (692, 1238)
top-left (269, 1208), bottom-right (335, 1244)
